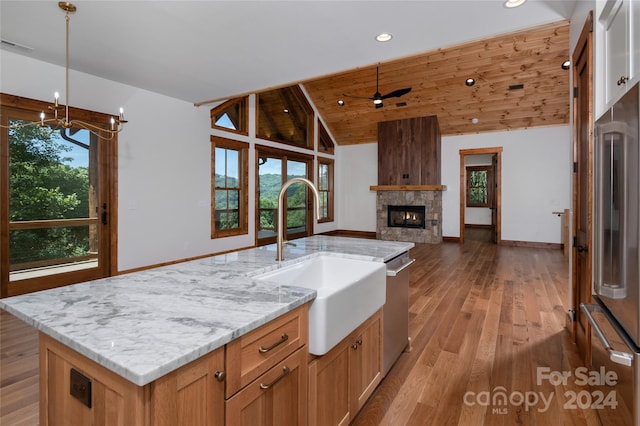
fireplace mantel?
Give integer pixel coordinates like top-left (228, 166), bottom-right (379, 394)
top-left (370, 185), bottom-right (447, 191)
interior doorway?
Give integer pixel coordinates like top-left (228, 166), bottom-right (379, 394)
top-left (459, 147), bottom-right (502, 245)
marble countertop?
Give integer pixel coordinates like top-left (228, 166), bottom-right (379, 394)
top-left (0, 235), bottom-right (413, 386)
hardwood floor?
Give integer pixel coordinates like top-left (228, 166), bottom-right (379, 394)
top-left (0, 239), bottom-right (601, 425)
top-left (354, 240), bottom-right (602, 425)
top-left (0, 308), bottom-right (39, 426)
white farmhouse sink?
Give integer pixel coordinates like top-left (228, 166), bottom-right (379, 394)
top-left (255, 255), bottom-right (386, 355)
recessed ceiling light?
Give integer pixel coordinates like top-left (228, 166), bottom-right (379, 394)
top-left (561, 60), bottom-right (571, 70)
top-left (375, 33), bottom-right (393, 42)
top-left (283, 109), bottom-right (289, 113)
top-left (465, 78), bottom-right (476, 87)
top-left (337, 100), bottom-right (345, 106)
top-left (504, 0), bottom-right (526, 8)
top-left (471, 118), bottom-right (479, 124)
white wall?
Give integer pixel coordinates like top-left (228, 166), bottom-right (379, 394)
top-left (2, 51), bottom-right (337, 271)
top-left (442, 126), bottom-right (571, 243)
top-left (333, 126), bottom-right (572, 244)
top-left (335, 143), bottom-right (378, 232)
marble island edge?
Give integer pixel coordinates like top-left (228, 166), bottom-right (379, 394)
top-left (0, 235), bottom-right (414, 386)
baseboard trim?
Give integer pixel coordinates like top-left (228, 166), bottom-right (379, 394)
top-left (500, 240), bottom-right (563, 250)
top-left (443, 236), bottom-right (461, 243)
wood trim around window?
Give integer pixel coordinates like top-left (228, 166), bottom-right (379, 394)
top-left (255, 144), bottom-right (313, 246)
top-left (1, 93), bottom-right (118, 297)
top-left (210, 97), bottom-right (249, 136)
top-left (465, 165), bottom-right (491, 207)
top-left (210, 136), bottom-right (249, 239)
top-left (317, 157), bottom-right (334, 223)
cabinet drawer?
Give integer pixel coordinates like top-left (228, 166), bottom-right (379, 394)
top-left (226, 347), bottom-right (308, 426)
top-left (226, 304), bottom-right (308, 397)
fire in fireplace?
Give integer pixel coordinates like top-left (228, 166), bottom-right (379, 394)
top-left (387, 205), bottom-right (426, 229)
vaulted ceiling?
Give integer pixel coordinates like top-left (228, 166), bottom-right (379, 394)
top-left (1, 1), bottom-right (576, 147)
top-left (302, 21), bottom-right (570, 145)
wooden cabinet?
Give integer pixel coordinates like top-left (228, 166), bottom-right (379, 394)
top-left (308, 309), bottom-right (383, 426)
top-left (225, 304), bottom-right (307, 396)
top-left (39, 304), bottom-right (309, 426)
top-left (40, 333), bottom-right (225, 426)
top-left (350, 310), bottom-right (383, 414)
top-left (377, 116), bottom-right (441, 185)
top-left (599, 0), bottom-right (640, 106)
top-left (225, 305), bottom-right (308, 426)
top-left (150, 348), bottom-right (226, 426)
top-left (226, 348), bottom-right (307, 426)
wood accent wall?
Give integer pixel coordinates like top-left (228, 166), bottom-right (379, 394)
top-left (377, 116), bottom-right (441, 185)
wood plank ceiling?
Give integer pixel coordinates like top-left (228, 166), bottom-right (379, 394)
top-left (302, 21), bottom-right (570, 146)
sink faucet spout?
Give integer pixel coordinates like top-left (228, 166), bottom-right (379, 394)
top-left (276, 177), bottom-right (321, 261)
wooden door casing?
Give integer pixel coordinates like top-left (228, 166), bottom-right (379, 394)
top-left (459, 147), bottom-right (502, 245)
top-left (571, 12), bottom-right (594, 362)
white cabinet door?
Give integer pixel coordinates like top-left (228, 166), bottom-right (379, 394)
top-left (601, 0), bottom-right (629, 105)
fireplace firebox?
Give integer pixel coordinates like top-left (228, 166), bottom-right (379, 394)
top-left (387, 205), bottom-right (426, 229)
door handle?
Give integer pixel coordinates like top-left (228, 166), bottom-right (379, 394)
top-left (576, 245), bottom-right (587, 253)
top-left (580, 303), bottom-right (634, 367)
top-left (101, 211), bottom-right (108, 225)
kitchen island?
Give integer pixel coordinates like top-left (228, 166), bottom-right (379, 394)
top-left (0, 235), bottom-right (413, 425)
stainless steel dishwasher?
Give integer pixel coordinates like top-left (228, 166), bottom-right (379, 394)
top-left (383, 252), bottom-right (415, 376)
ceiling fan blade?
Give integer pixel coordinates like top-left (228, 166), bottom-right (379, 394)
top-left (381, 87), bottom-right (412, 99)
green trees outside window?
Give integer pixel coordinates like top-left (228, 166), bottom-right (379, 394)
top-left (9, 121), bottom-right (93, 269)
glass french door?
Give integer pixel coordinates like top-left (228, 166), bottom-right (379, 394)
top-left (256, 147), bottom-right (312, 246)
top-left (1, 106), bottom-right (114, 297)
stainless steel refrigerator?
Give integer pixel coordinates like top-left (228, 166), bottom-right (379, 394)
top-left (582, 82), bottom-right (640, 425)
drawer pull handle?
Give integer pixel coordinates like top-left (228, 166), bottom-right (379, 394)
top-left (260, 366), bottom-right (290, 390)
top-left (258, 333), bottom-right (289, 353)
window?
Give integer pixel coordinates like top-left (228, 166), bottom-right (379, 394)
top-left (466, 166), bottom-right (491, 207)
top-left (318, 121), bottom-right (335, 155)
top-left (317, 158), bottom-right (334, 222)
top-left (256, 145), bottom-right (313, 246)
top-left (211, 136), bottom-right (248, 238)
top-left (210, 97), bottom-right (248, 136)
top-left (256, 86), bottom-right (314, 149)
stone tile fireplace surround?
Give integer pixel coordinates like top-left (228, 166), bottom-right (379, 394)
top-left (374, 188), bottom-right (443, 244)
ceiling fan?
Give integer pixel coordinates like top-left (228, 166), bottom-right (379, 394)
top-left (343, 66), bottom-right (412, 109)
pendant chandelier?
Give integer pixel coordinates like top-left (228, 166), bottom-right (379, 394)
top-left (1, 2), bottom-right (127, 140)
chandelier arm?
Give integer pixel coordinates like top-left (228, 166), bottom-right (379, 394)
top-left (0, 118), bottom-right (122, 140)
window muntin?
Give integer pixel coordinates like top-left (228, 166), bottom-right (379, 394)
top-left (256, 86), bottom-right (314, 149)
top-left (256, 146), bottom-right (313, 245)
top-left (210, 97), bottom-right (248, 136)
top-left (317, 158), bottom-right (334, 222)
top-left (211, 136), bottom-right (248, 238)
top-left (466, 166), bottom-right (491, 207)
